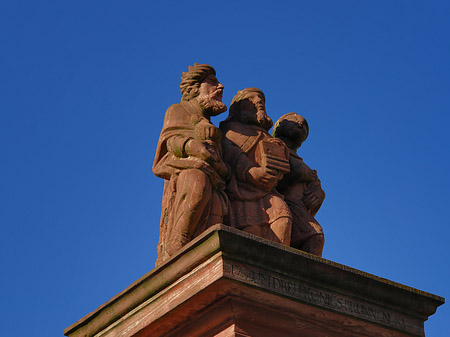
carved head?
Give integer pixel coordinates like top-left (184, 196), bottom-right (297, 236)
top-left (225, 88), bottom-right (273, 130)
top-left (273, 113), bottom-right (309, 149)
top-left (180, 63), bottom-right (226, 115)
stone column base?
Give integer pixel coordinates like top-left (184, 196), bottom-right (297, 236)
top-left (64, 225), bottom-right (444, 337)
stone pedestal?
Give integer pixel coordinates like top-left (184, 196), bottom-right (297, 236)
top-left (64, 225), bottom-right (444, 337)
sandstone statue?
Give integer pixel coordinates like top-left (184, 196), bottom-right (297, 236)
top-left (273, 113), bottom-right (325, 256)
top-left (220, 88), bottom-right (292, 245)
top-left (153, 64), bottom-right (229, 266)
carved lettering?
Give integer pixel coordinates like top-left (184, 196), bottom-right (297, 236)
top-left (228, 263), bottom-right (411, 330)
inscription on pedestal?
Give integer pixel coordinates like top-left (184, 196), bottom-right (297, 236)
top-left (225, 262), bottom-right (421, 335)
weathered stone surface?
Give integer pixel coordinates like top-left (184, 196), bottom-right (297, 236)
top-left (152, 74), bottom-right (327, 262)
top-left (274, 113), bottom-right (325, 256)
top-left (64, 225), bottom-right (444, 337)
top-left (220, 88), bottom-right (292, 245)
top-left (153, 63), bottom-right (228, 266)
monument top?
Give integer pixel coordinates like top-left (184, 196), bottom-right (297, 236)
top-left (65, 64), bottom-right (444, 336)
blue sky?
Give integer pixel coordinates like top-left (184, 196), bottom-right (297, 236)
top-left (1, 1), bottom-right (449, 336)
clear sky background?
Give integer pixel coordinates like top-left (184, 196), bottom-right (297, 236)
top-left (1, 1), bottom-right (449, 336)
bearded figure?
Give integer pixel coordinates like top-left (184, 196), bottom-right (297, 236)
top-left (220, 88), bottom-right (292, 245)
top-left (153, 63), bottom-right (229, 266)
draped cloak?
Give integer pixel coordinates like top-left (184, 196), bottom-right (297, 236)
top-left (153, 100), bottom-right (227, 264)
top-left (277, 148), bottom-right (324, 245)
top-left (220, 121), bottom-right (291, 229)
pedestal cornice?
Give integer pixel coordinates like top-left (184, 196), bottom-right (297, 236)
top-left (64, 224), bottom-right (444, 337)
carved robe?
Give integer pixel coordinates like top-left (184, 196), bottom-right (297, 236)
top-left (220, 121), bottom-right (291, 230)
top-left (153, 100), bottom-right (228, 265)
top-left (277, 148), bottom-right (324, 247)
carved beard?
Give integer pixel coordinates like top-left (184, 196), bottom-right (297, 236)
top-left (256, 109), bottom-right (273, 131)
top-left (197, 92), bottom-right (227, 116)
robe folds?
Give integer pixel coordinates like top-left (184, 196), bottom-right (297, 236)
top-left (277, 148), bottom-right (324, 246)
top-left (220, 121), bottom-right (291, 229)
top-left (153, 100), bottom-right (228, 265)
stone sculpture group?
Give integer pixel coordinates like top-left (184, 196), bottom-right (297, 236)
top-left (153, 64), bottom-right (325, 266)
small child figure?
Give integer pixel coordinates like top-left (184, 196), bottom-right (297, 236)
top-left (273, 113), bottom-right (325, 256)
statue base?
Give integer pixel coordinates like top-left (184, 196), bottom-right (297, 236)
top-left (64, 225), bottom-right (444, 337)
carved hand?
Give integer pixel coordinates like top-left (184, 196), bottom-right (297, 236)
top-left (213, 161), bottom-right (229, 178)
top-left (184, 138), bottom-right (212, 162)
top-left (303, 187), bottom-right (325, 210)
top-left (194, 123), bottom-right (220, 142)
top-left (246, 166), bottom-right (278, 191)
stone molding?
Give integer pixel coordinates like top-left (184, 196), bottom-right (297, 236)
top-left (64, 224), bottom-right (444, 337)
